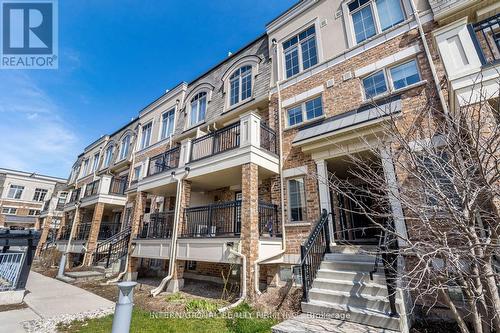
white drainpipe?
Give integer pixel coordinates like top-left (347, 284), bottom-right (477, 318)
top-left (254, 39), bottom-right (287, 295)
top-left (151, 168), bottom-right (189, 296)
top-left (218, 247), bottom-right (247, 312)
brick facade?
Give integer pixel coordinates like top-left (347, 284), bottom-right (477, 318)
top-left (83, 202), bottom-right (105, 265)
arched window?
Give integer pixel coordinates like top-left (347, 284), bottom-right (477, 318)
top-left (190, 92), bottom-right (207, 126)
top-left (103, 145), bottom-right (114, 167)
top-left (229, 65), bottom-right (252, 106)
top-left (119, 135), bottom-right (130, 160)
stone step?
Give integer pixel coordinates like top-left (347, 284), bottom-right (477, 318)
top-left (320, 259), bottom-right (375, 272)
top-left (312, 277), bottom-right (389, 298)
top-left (301, 300), bottom-right (400, 331)
top-left (308, 288), bottom-right (402, 313)
top-left (324, 253), bottom-right (377, 263)
top-left (329, 245), bottom-right (378, 255)
top-left (316, 268), bottom-right (386, 284)
top-left (65, 270), bottom-right (105, 282)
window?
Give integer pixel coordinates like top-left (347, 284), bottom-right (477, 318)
top-left (390, 59), bottom-right (420, 90)
top-left (103, 145), bottom-right (114, 167)
top-left (349, 0), bottom-right (405, 44)
top-left (160, 108), bottom-right (175, 140)
top-left (133, 166), bottom-right (142, 181)
top-left (119, 135), bottom-right (131, 160)
top-left (189, 92), bottom-right (207, 127)
top-left (229, 66), bottom-right (252, 106)
top-left (140, 122), bottom-right (152, 149)
top-left (186, 261), bottom-right (197, 271)
top-left (33, 188), bottom-right (48, 202)
top-left (283, 25), bottom-right (318, 78)
top-left (362, 59), bottom-right (421, 99)
top-left (286, 96), bottom-right (324, 127)
top-left (91, 153), bottom-right (100, 172)
top-left (7, 185), bottom-right (24, 199)
top-left (28, 209), bottom-right (40, 216)
top-left (2, 207), bottom-right (16, 215)
top-left (81, 159), bottom-right (90, 177)
top-left (288, 178), bottom-right (306, 222)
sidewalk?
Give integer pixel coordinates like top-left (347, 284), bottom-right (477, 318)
top-left (0, 271), bottom-right (114, 332)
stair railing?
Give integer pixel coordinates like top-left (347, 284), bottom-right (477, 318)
top-left (370, 220), bottom-right (399, 317)
top-left (93, 226), bottom-right (131, 267)
top-left (297, 209), bottom-right (331, 302)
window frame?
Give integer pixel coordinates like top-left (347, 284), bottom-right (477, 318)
top-left (160, 108), bottom-right (176, 140)
top-left (287, 177), bottom-right (307, 223)
top-left (229, 65), bottom-right (253, 107)
top-left (140, 122), bottom-right (153, 150)
top-left (133, 165), bottom-right (142, 181)
top-left (119, 134), bottom-right (131, 161)
top-left (91, 153), bottom-right (100, 173)
top-left (348, 0), bottom-right (406, 46)
top-left (33, 188), bottom-right (48, 202)
top-left (188, 92), bottom-right (208, 128)
top-left (28, 209), bottom-right (40, 216)
top-left (81, 159), bottom-right (90, 177)
top-left (282, 25), bottom-right (319, 79)
top-left (7, 185), bottom-right (24, 199)
top-left (2, 207), bottom-right (17, 215)
top-left (361, 58), bottom-right (422, 100)
top-left (285, 95), bottom-right (324, 128)
top-left (103, 145), bottom-right (114, 168)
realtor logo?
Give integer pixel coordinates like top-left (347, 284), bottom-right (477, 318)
top-left (1, 0), bottom-right (58, 69)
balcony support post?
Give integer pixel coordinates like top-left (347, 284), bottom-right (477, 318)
top-left (36, 216), bottom-right (52, 256)
top-left (83, 202), bottom-right (105, 266)
top-left (179, 138), bottom-right (192, 167)
top-left (239, 111), bottom-right (261, 148)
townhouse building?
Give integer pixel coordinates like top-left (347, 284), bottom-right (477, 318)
top-left (0, 168), bottom-right (66, 230)
top-left (48, 0), bottom-right (500, 331)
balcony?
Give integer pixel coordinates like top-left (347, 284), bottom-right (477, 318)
top-left (74, 223), bottom-right (91, 241)
top-left (98, 222), bottom-right (122, 240)
top-left (139, 112), bottom-right (280, 194)
top-left (79, 175), bottom-right (128, 208)
top-left (84, 180), bottom-right (100, 198)
top-left (181, 201), bottom-right (242, 238)
top-left (472, 14), bottom-right (500, 65)
top-left (139, 211), bottom-right (175, 239)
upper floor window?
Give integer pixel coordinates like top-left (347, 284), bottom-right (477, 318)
top-left (2, 207), bottom-right (16, 215)
top-left (229, 65), bottom-right (252, 106)
top-left (349, 0), bottom-right (405, 44)
top-left (288, 178), bottom-right (306, 222)
top-left (189, 92), bottom-right (207, 127)
top-left (286, 96), bottom-right (324, 127)
top-left (133, 165), bottom-right (142, 181)
top-left (81, 159), bottom-right (90, 177)
top-left (7, 185), bottom-right (24, 199)
top-left (160, 108), bottom-right (175, 140)
top-left (119, 135), bottom-right (131, 160)
top-left (283, 25), bottom-right (318, 79)
top-left (28, 209), bottom-right (40, 216)
top-left (33, 188), bottom-right (48, 202)
top-left (91, 153), bottom-right (100, 172)
top-left (140, 122), bottom-right (152, 150)
top-left (103, 145), bottom-right (114, 167)
top-left (362, 59), bottom-right (420, 99)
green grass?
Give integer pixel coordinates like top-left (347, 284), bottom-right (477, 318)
top-left (58, 303), bottom-right (277, 333)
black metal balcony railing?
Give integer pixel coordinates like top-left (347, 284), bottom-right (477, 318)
top-left (472, 13), bottom-right (500, 64)
top-left (109, 176), bottom-right (128, 195)
top-left (182, 200), bottom-right (242, 238)
top-left (97, 222), bottom-right (122, 240)
top-left (139, 211), bottom-right (175, 239)
top-left (59, 225), bottom-right (72, 240)
top-left (84, 180), bottom-right (100, 198)
top-left (42, 201), bottom-right (50, 212)
top-left (190, 122), bottom-right (240, 162)
top-left (258, 202), bottom-right (281, 237)
top-left (260, 123), bottom-right (278, 155)
top-left (74, 223), bottom-right (92, 240)
top-left (148, 146), bottom-right (181, 177)
top-left (68, 188), bottom-right (81, 204)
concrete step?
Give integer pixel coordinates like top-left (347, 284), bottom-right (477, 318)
top-left (320, 259), bottom-right (375, 272)
top-left (329, 245), bottom-right (378, 255)
top-left (324, 253), bottom-right (377, 263)
top-left (301, 300), bottom-right (400, 331)
top-left (308, 288), bottom-right (402, 313)
top-left (312, 277), bottom-right (389, 298)
top-left (65, 270), bottom-right (105, 282)
top-left (316, 268), bottom-right (386, 284)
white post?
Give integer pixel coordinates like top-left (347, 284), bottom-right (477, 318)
top-left (100, 175), bottom-right (112, 195)
top-left (239, 111), bottom-right (261, 148)
top-left (379, 145), bottom-right (408, 247)
top-left (179, 138), bottom-right (192, 167)
top-left (315, 159), bottom-right (335, 247)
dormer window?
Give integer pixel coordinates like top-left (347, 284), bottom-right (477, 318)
top-left (189, 92), bottom-right (207, 127)
top-left (229, 65), bottom-right (252, 106)
top-left (283, 25), bottom-right (318, 79)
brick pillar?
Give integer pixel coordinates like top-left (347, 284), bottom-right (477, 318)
top-left (83, 203), bottom-right (105, 266)
top-left (177, 180), bottom-right (191, 236)
top-left (0, 213), bottom-right (5, 228)
top-left (56, 212), bottom-right (67, 239)
top-left (126, 192), bottom-right (147, 280)
top-left (36, 216), bottom-right (52, 256)
top-left (241, 163), bottom-right (259, 297)
top-left (34, 217), bottom-right (41, 230)
top-left (167, 260), bottom-right (185, 292)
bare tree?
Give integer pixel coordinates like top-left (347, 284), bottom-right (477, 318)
top-left (314, 79), bottom-right (499, 332)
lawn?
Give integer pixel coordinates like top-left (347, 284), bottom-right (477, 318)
top-left (58, 303), bottom-right (278, 333)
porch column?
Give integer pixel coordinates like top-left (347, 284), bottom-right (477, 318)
top-left (315, 159), bottom-right (335, 246)
top-left (126, 192), bottom-right (147, 280)
top-left (379, 146), bottom-right (408, 247)
top-left (84, 202), bottom-right (105, 265)
top-left (167, 260), bottom-right (185, 292)
top-left (56, 212), bottom-right (67, 239)
top-left (241, 163), bottom-right (259, 297)
top-left (177, 180), bottom-right (191, 236)
top-left (36, 216), bottom-right (52, 256)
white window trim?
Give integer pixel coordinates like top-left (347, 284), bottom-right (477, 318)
top-left (361, 58), bottom-right (423, 101)
top-left (91, 152), bottom-right (100, 173)
top-left (102, 144), bottom-right (114, 168)
top-left (118, 132), bottom-right (133, 161)
top-left (280, 20), bottom-right (322, 80)
top-left (344, 0), bottom-right (408, 47)
top-left (28, 209), bottom-right (40, 216)
top-left (7, 185), bottom-right (24, 199)
top-left (285, 94), bottom-right (325, 129)
top-left (139, 121), bottom-right (153, 150)
top-left (287, 177), bottom-right (307, 223)
top-left (33, 188), bottom-right (48, 202)
top-left (158, 107), bottom-right (176, 141)
top-left (2, 207), bottom-right (17, 215)
top-left (221, 56), bottom-right (261, 111)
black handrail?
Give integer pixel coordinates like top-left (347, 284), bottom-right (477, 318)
top-left (109, 176), bottom-right (128, 195)
top-left (260, 123), bottom-right (278, 155)
top-left (258, 202), bottom-right (281, 237)
top-left (84, 180), bottom-right (100, 198)
top-left (472, 13), bottom-right (500, 64)
top-left (147, 146), bottom-right (181, 176)
top-left (297, 209), bottom-right (330, 301)
top-left (93, 226), bottom-right (131, 268)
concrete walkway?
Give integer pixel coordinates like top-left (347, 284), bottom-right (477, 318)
top-left (0, 271), bottom-right (114, 332)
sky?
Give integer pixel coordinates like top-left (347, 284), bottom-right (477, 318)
top-left (0, 0), bottom-right (296, 178)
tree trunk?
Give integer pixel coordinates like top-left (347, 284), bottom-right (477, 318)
top-left (440, 287), bottom-right (470, 333)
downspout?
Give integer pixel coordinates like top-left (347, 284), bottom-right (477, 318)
top-left (255, 39), bottom-right (288, 295)
top-left (218, 247), bottom-right (247, 312)
top-left (150, 168), bottom-right (189, 296)
top-left (408, 0), bottom-right (449, 115)
top-left (57, 200), bottom-right (81, 278)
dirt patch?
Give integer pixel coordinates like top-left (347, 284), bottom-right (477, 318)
top-left (0, 302), bottom-right (28, 312)
top-left (252, 282), bottom-right (302, 319)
